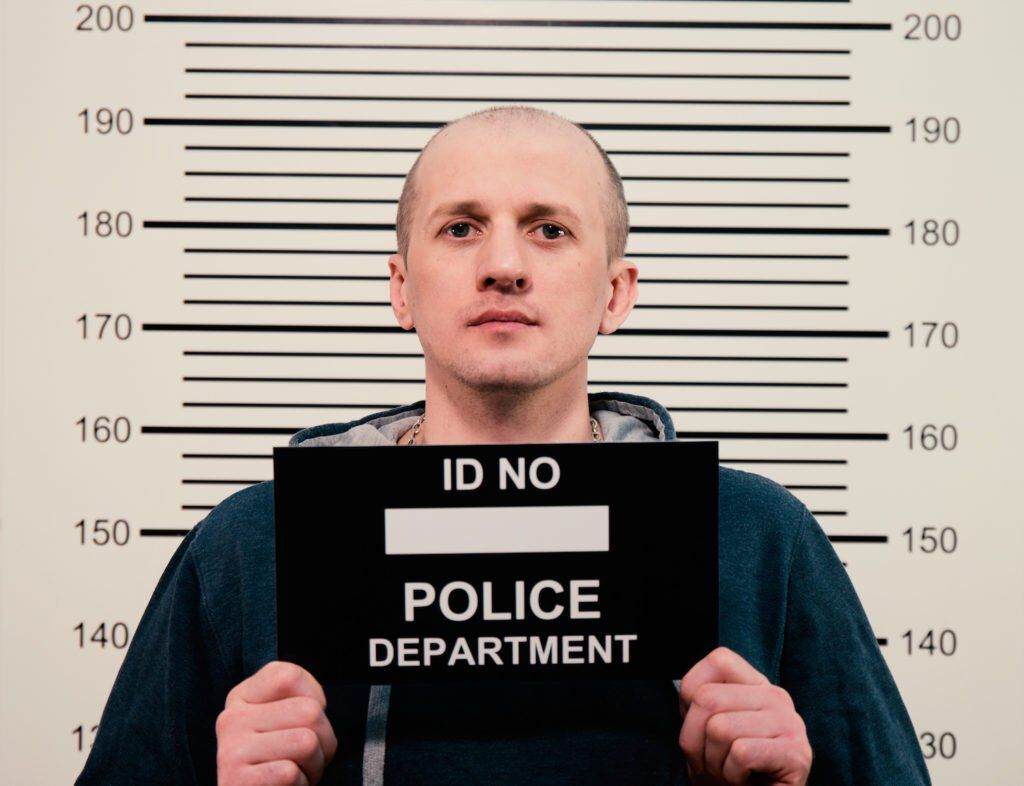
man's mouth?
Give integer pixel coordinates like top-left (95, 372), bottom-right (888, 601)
top-left (467, 309), bottom-right (538, 331)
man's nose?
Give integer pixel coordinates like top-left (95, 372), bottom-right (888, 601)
top-left (476, 228), bottom-right (532, 293)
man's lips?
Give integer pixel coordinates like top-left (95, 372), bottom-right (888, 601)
top-left (467, 309), bottom-right (538, 330)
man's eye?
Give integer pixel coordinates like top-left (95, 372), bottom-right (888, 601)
top-left (445, 222), bottom-right (473, 239)
top-left (537, 224), bottom-right (566, 240)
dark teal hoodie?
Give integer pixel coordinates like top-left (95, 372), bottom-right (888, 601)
top-left (75, 391), bottom-right (931, 785)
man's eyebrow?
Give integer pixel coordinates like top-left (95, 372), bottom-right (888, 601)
top-left (520, 202), bottom-right (582, 227)
top-left (427, 200), bottom-right (486, 223)
top-left (426, 200), bottom-right (583, 227)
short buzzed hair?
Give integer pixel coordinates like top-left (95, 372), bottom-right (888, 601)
top-left (395, 105), bottom-right (629, 265)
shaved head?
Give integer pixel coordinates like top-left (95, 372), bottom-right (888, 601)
top-left (385, 103), bottom-right (641, 411)
top-left (395, 105), bottom-right (629, 264)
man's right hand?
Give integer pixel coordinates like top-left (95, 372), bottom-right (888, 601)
top-left (216, 660), bottom-right (339, 786)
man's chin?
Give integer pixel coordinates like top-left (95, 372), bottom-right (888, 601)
top-left (450, 362), bottom-right (552, 396)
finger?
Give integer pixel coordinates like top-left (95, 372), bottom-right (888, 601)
top-left (241, 697), bottom-right (339, 763)
top-left (679, 647), bottom-right (769, 713)
top-left (722, 737), bottom-right (811, 784)
top-left (704, 710), bottom-right (791, 780)
top-left (228, 661), bottom-right (327, 709)
top-left (232, 728), bottom-right (326, 784)
top-left (679, 684), bottom-right (788, 776)
top-left (245, 759), bottom-right (311, 786)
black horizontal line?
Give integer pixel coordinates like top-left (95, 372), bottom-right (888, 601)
top-left (658, 279), bottom-right (848, 285)
top-left (145, 427), bottom-right (884, 440)
top-left (142, 323), bottom-right (409, 331)
top-left (615, 148), bottom-right (851, 158)
top-left (186, 93), bottom-right (850, 107)
top-left (186, 247), bottom-right (394, 255)
top-left (144, 425), bottom-right (297, 435)
top-left (598, 380), bottom-right (847, 386)
top-left (634, 226), bottom-right (886, 236)
top-left (829, 535), bottom-right (889, 543)
top-left (184, 197), bottom-right (850, 209)
top-left (671, 407), bottom-right (846, 413)
top-left (186, 197), bottom-right (393, 204)
top-left (534, 1), bottom-right (852, 3)
top-left (185, 171), bottom-right (407, 178)
top-left (529, 1), bottom-right (852, 3)
top-left (144, 323), bottom-right (888, 339)
top-left (139, 528), bottom-right (192, 537)
top-left (877, 638), bottom-right (888, 647)
top-left (809, 510), bottom-right (846, 516)
top-left (184, 505), bottom-right (216, 511)
top-left (180, 298), bottom-right (849, 312)
top-left (187, 67), bottom-right (851, 81)
top-left (632, 253), bottom-right (848, 259)
top-left (183, 402), bottom-right (848, 414)
top-left (183, 298), bottom-right (383, 304)
top-left (184, 145), bottom-right (851, 158)
top-left (720, 458), bottom-right (847, 464)
top-left (185, 273), bottom-right (384, 280)
top-left (184, 42), bottom-right (852, 55)
top-left (182, 350), bottom-right (848, 363)
top-left (184, 373), bottom-right (401, 382)
top-left (182, 478), bottom-right (261, 485)
top-left (179, 173), bottom-right (850, 183)
top-left (785, 484), bottom-right (848, 490)
top-left (181, 248), bottom-right (850, 260)
top-left (187, 144), bottom-right (422, 151)
top-left (183, 452), bottom-right (271, 459)
top-left (666, 177), bottom-right (848, 184)
top-left (185, 349), bottom-right (421, 356)
top-left (182, 274), bottom-right (848, 286)
top-left (146, 118), bottom-right (889, 133)
top-left (678, 432), bottom-right (886, 440)
top-left (637, 304), bottom-right (848, 311)
top-left (183, 402), bottom-right (397, 409)
top-left (142, 425), bottom-right (880, 438)
top-left (606, 327), bottom-right (880, 335)
top-left (182, 376), bottom-right (849, 388)
top-left (632, 202), bottom-right (849, 209)
top-left (146, 15), bottom-right (892, 31)
top-left (600, 353), bottom-right (846, 362)
top-left (148, 220), bottom-right (887, 237)
top-left (159, 219), bottom-right (378, 229)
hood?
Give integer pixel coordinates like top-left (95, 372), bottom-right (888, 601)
top-left (287, 390), bottom-right (676, 447)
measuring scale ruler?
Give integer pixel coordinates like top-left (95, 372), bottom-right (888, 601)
top-left (1, 1), bottom-right (1020, 783)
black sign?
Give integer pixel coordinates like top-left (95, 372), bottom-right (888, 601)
top-left (274, 440), bottom-right (718, 684)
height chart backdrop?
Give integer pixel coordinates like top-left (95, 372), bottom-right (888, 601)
top-left (2, 1), bottom-right (1021, 783)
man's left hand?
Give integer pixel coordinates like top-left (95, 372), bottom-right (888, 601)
top-left (678, 646), bottom-right (812, 785)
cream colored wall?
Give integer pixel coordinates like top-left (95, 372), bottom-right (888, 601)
top-left (2, 1), bottom-right (1022, 783)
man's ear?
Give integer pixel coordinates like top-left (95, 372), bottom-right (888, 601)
top-left (388, 252), bottom-right (415, 330)
top-left (598, 257), bottom-right (639, 334)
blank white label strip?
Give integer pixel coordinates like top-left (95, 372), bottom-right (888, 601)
top-left (384, 505), bottom-right (610, 555)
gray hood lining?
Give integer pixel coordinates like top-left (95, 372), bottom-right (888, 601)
top-left (289, 391), bottom-right (674, 448)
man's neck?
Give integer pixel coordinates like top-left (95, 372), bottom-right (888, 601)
top-left (408, 364), bottom-right (597, 445)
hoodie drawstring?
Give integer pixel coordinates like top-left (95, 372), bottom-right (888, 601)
top-left (362, 684), bottom-right (391, 785)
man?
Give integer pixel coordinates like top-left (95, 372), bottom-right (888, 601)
top-left (76, 105), bottom-right (931, 785)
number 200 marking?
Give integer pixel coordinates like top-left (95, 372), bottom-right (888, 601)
top-left (76, 5), bottom-right (134, 32)
top-left (905, 13), bottom-right (962, 41)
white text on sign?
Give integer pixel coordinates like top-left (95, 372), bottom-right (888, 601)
top-left (443, 456), bottom-right (561, 491)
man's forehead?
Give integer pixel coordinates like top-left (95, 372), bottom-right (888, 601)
top-left (417, 116), bottom-right (603, 189)
top-left (404, 113), bottom-right (613, 247)
top-left (431, 112), bottom-right (593, 157)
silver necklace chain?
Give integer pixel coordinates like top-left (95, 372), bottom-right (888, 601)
top-left (405, 412), bottom-right (603, 444)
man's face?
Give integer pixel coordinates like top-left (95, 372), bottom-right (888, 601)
top-left (388, 119), bottom-right (636, 395)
